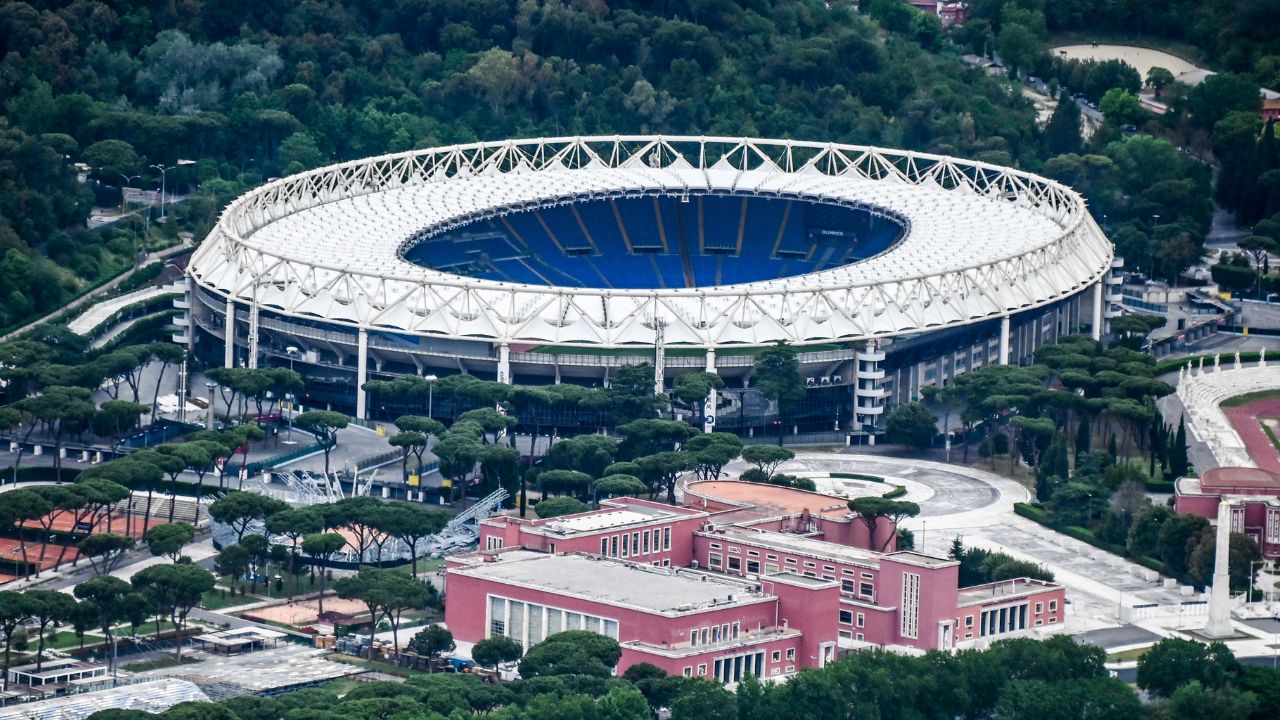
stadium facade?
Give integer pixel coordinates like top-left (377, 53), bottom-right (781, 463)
top-left (179, 136), bottom-right (1120, 438)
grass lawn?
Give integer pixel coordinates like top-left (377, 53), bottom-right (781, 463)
top-left (200, 588), bottom-right (265, 611)
top-left (38, 630), bottom-right (103, 651)
top-left (122, 655), bottom-right (202, 673)
top-left (1107, 646), bottom-right (1151, 663)
top-left (386, 558), bottom-right (446, 577)
top-left (1220, 389), bottom-right (1280, 407)
top-left (325, 654), bottom-right (433, 679)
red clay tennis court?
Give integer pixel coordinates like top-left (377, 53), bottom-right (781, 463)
top-left (22, 512), bottom-right (166, 538)
top-left (0, 537), bottom-right (81, 572)
top-left (1223, 396), bottom-right (1280, 473)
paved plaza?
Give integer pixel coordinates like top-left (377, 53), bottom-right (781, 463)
top-left (128, 643), bottom-right (360, 692)
top-left (724, 453), bottom-right (1201, 634)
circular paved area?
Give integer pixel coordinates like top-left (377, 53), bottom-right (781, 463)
top-left (723, 453), bottom-right (1027, 530)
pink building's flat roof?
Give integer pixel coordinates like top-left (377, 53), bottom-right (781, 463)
top-left (956, 578), bottom-right (1059, 606)
top-left (452, 551), bottom-right (770, 615)
top-left (686, 481), bottom-right (854, 521)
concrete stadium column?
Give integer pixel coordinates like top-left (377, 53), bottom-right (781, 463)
top-left (223, 298), bottom-right (235, 368)
top-left (654, 342), bottom-right (666, 395)
top-left (703, 349), bottom-right (718, 433)
top-left (1091, 281), bottom-right (1104, 341)
top-left (497, 343), bottom-right (512, 384)
top-left (356, 328), bottom-right (369, 420)
top-left (998, 315), bottom-right (1011, 366)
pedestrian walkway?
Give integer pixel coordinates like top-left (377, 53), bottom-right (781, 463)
top-left (68, 285), bottom-right (180, 336)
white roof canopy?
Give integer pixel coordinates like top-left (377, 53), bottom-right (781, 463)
top-left (188, 136), bottom-right (1113, 348)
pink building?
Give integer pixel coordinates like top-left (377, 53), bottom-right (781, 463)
top-left (448, 482), bottom-right (1065, 681)
top-left (1175, 467), bottom-right (1280, 559)
top-left (906, 1), bottom-right (968, 27)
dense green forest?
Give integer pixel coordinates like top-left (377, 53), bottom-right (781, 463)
top-left (0, 0), bottom-right (1079, 333)
top-left (1, 0), bottom-right (1278, 335)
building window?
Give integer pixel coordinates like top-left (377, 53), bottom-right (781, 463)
top-left (856, 613), bottom-right (865, 628)
top-left (771, 651), bottom-right (781, 662)
top-left (486, 536), bottom-right (503, 550)
top-left (767, 554), bottom-right (778, 560)
top-left (748, 550), bottom-right (759, 557)
top-left (1049, 600), bottom-right (1057, 612)
top-left (765, 563), bottom-right (779, 574)
top-left (803, 561), bottom-right (816, 568)
top-left (786, 648), bottom-right (795, 660)
top-left (900, 571), bottom-right (921, 639)
top-left (784, 558), bottom-right (797, 565)
top-left (728, 556), bottom-right (742, 572)
top-left (1035, 602), bottom-right (1043, 613)
top-left (855, 633), bottom-right (864, 642)
top-left (860, 582), bottom-right (874, 599)
top-left (643, 530), bottom-right (650, 554)
top-left (632, 532), bottom-right (640, 555)
top-left (747, 560), bottom-right (760, 574)
top-left (690, 630), bottom-right (698, 647)
top-left (965, 615), bottom-right (974, 627)
top-left (710, 542), bottom-right (722, 549)
top-left (841, 579), bottom-right (855, 594)
top-left (708, 552), bottom-right (722, 569)
top-left (622, 534), bottom-right (630, 557)
top-left (839, 630), bottom-right (852, 640)
top-left (490, 619), bottom-right (505, 637)
top-left (664, 527), bottom-right (671, 550)
top-left (823, 565), bottom-right (835, 572)
top-left (839, 610), bottom-right (853, 624)
top-left (732, 622), bottom-right (739, 639)
top-left (861, 572), bottom-right (874, 579)
top-left (611, 536), bottom-right (618, 556)
top-left (697, 664), bottom-right (707, 676)
top-left (683, 667), bottom-right (692, 678)
top-left (600, 538), bottom-right (608, 556)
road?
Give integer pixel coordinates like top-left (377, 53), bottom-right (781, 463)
top-left (0, 241), bottom-right (192, 344)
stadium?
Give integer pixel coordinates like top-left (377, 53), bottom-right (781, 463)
top-left (179, 136), bottom-right (1120, 438)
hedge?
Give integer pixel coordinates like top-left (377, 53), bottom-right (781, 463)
top-left (1014, 502), bottom-right (1169, 576)
top-left (1155, 351), bottom-right (1262, 375)
top-left (831, 472), bottom-right (885, 482)
top-left (1, 465), bottom-right (229, 499)
top-left (1145, 480), bottom-right (1176, 493)
top-left (0, 466), bottom-right (82, 484)
top-left (882, 485), bottom-right (907, 499)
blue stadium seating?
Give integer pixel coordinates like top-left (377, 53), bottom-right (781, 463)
top-left (402, 194), bottom-right (903, 289)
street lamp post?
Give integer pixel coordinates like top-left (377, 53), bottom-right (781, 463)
top-left (1149, 214), bottom-right (1161, 277)
top-left (424, 374), bottom-right (439, 418)
top-left (150, 159), bottom-right (195, 222)
top-left (118, 173), bottom-right (142, 212)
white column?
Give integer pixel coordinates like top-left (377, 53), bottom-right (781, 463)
top-left (247, 301), bottom-right (260, 369)
top-left (1091, 281), bottom-right (1104, 341)
top-left (497, 343), bottom-right (512, 384)
top-left (356, 328), bottom-right (369, 420)
top-left (654, 343), bottom-right (666, 395)
top-left (224, 298), bottom-right (236, 368)
top-left (1204, 500), bottom-right (1236, 637)
top-left (703, 349), bottom-right (718, 433)
top-left (998, 315), bottom-right (1011, 365)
